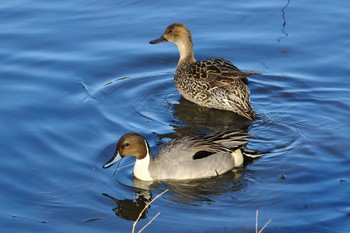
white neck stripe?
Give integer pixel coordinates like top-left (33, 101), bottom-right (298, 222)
top-left (133, 140), bottom-right (153, 181)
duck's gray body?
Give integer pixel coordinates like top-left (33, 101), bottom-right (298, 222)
top-left (149, 139), bottom-right (242, 180)
top-left (104, 130), bottom-right (262, 181)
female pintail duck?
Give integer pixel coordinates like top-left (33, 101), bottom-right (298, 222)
top-left (103, 130), bottom-right (262, 181)
top-left (150, 23), bottom-right (260, 120)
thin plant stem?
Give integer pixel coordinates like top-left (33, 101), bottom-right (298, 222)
top-left (138, 212), bottom-right (161, 233)
top-left (131, 189), bottom-right (169, 233)
top-left (256, 210), bottom-right (258, 233)
top-left (256, 210), bottom-right (272, 233)
top-left (258, 218), bottom-right (272, 233)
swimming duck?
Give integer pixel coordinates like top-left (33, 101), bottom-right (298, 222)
top-left (103, 130), bottom-right (262, 181)
top-left (150, 23), bottom-right (260, 120)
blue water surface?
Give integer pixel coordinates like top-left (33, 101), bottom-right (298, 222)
top-left (1, 0), bottom-right (350, 232)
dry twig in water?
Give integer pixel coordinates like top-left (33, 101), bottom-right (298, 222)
top-left (256, 210), bottom-right (272, 233)
top-left (132, 189), bottom-right (169, 233)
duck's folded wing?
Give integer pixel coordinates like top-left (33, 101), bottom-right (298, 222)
top-left (188, 58), bottom-right (260, 81)
top-left (155, 138), bottom-right (229, 164)
top-left (156, 130), bottom-right (255, 162)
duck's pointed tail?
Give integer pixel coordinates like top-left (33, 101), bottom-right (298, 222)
top-left (241, 147), bottom-right (264, 158)
top-left (242, 71), bottom-right (261, 77)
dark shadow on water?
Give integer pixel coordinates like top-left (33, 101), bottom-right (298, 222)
top-left (103, 190), bottom-right (152, 221)
top-left (158, 96), bottom-right (251, 140)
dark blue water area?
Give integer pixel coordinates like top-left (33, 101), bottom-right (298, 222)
top-left (1, 0), bottom-right (350, 232)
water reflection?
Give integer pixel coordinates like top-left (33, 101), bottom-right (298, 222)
top-left (153, 170), bottom-right (246, 204)
top-left (103, 190), bottom-right (152, 221)
top-left (104, 168), bottom-right (248, 221)
top-left (170, 97), bottom-right (249, 137)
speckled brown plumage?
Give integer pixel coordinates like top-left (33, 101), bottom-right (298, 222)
top-left (150, 23), bottom-right (260, 120)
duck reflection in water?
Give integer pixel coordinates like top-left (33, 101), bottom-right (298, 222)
top-left (103, 170), bottom-right (248, 223)
top-left (164, 96), bottom-right (250, 139)
top-left (102, 189), bottom-right (152, 221)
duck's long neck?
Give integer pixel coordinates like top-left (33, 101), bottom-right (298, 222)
top-left (133, 140), bottom-right (153, 181)
top-left (176, 38), bottom-right (196, 70)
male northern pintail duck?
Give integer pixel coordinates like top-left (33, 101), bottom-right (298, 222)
top-left (150, 23), bottom-right (260, 120)
top-left (103, 130), bottom-right (262, 181)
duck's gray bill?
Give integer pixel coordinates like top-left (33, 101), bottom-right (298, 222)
top-left (149, 35), bottom-right (168, 44)
top-left (103, 152), bottom-right (122, 169)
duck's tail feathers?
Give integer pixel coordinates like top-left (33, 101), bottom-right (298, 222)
top-left (241, 147), bottom-right (264, 158)
top-left (242, 71), bottom-right (261, 77)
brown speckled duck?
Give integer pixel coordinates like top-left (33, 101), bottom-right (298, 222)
top-left (150, 23), bottom-right (260, 120)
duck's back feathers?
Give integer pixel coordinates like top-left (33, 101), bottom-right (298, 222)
top-left (149, 130), bottom-right (261, 180)
top-left (176, 57), bottom-right (258, 120)
top-left (155, 130), bottom-right (251, 162)
top-left (188, 58), bottom-right (260, 81)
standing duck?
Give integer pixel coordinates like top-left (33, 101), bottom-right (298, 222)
top-left (103, 130), bottom-right (262, 181)
top-left (150, 23), bottom-right (260, 120)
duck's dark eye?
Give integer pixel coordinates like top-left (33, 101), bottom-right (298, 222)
top-left (168, 30), bottom-right (173, 34)
top-left (125, 143), bottom-right (130, 147)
